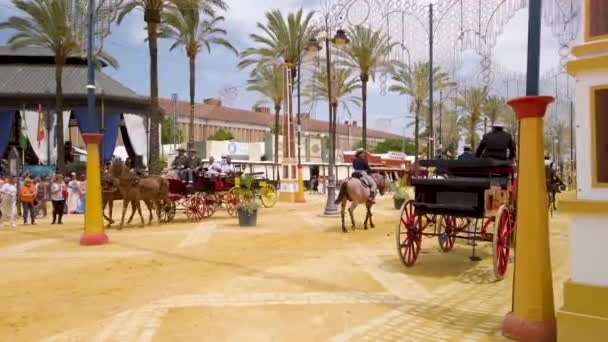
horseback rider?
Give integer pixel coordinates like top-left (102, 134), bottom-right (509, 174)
top-left (352, 148), bottom-right (377, 203)
top-left (172, 148), bottom-right (190, 183)
top-left (475, 121), bottom-right (516, 160)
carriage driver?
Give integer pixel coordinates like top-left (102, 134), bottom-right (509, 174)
top-left (352, 148), bottom-right (377, 203)
top-left (475, 121), bottom-right (516, 161)
top-left (185, 148), bottom-right (202, 180)
top-left (172, 148), bottom-right (190, 181)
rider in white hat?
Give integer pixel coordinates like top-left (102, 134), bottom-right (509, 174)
top-left (475, 120), bottom-right (516, 160)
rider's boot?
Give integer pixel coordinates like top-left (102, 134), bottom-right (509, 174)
top-left (368, 191), bottom-right (376, 204)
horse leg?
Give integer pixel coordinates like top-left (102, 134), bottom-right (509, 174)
top-left (119, 199), bottom-right (128, 229)
top-left (102, 200), bottom-right (112, 227)
top-left (109, 199), bottom-right (114, 224)
top-left (136, 201), bottom-right (145, 227)
top-left (340, 201), bottom-right (347, 233)
top-left (144, 200), bottom-right (153, 225)
top-left (348, 203), bottom-right (356, 231)
top-left (367, 203), bottom-right (375, 229)
top-left (127, 199), bottom-right (137, 224)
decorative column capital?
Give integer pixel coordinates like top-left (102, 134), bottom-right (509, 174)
top-left (507, 96), bottom-right (554, 120)
top-left (81, 133), bottom-right (104, 144)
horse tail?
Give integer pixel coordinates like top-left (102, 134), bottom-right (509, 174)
top-left (334, 180), bottom-right (348, 204)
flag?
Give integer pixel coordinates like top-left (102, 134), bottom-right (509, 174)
top-left (37, 106), bottom-right (45, 147)
top-left (19, 111), bottom-right (28, 150)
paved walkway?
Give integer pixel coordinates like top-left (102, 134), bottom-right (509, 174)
top-left (0, 195), bottom-right (569, 341)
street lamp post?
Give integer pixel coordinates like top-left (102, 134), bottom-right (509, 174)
top-left (305, 17), bottom-right (349, 216)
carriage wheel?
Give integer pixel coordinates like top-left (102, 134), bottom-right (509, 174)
top-left (225, 187), bottom-right (241, 217)
top-left (259, 184), bottom-right (278, 208)
top-left (159, 199), bottom-right (177, 223)
top-left (185, 195), bottom-right (206, 222)
top-left (436, 215), bottom-right (457, 252)
top-left (493, 205), bottom-right (513, 280)
top-left (396, 200), bottom-right (422, 267)
top-left (203, 193), bottom-right (217, 217)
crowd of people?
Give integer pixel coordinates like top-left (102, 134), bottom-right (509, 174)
top-left (0, 172), bottom-right (86, 228)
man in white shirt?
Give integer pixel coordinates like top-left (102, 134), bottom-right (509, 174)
top-left (206, 156), bottom-right (223, 177)
top-left (0, 176), bottom-right (17, 228)
top-left (220, 156), bottom-right (235, 175)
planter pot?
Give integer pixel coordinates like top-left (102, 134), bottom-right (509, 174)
top-left (237, 207), bottom-right (258, 227)
top-left (393, 197), bottom-right (406, 210)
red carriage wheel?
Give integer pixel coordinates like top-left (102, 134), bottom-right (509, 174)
top-left (185, 195), bottom-right (206, 222)
top-left (396, 200), bottom-right (422, 267)
top-left (493, 205), bottom-right (513, 280)
top-left (225, 187), bottom-right (241, 217)
top-left (436, 215), bottom-right (457, 252)
top-left (203, 193), bottom-right (217, 217)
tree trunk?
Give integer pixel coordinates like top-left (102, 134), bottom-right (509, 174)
top-left (55, 61), bottom-right (65, 174)
top-left (361, 75), bottom-right (368, 151)
top-left (188, 55), bottom-right (195, 148)
top-left (274, 105), bottom-right (280, 164)
top-left (147, 20), bottom-right (161, 174)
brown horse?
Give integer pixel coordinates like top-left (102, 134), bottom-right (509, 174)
top-left (108, 160), bottom-right (169, 228)
top-left (101, 172), bottom-right (137, 227)
top-left (334, 173), bottom-right (386, 233)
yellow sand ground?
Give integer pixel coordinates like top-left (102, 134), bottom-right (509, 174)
top-left (0, 194), bottom-right (569, 341)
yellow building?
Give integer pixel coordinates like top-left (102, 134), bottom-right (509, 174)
top-left (557, 1), bottom-right (608, 341)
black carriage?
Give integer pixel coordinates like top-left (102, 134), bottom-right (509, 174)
top-left (396, 159), bottom-right (517, 280)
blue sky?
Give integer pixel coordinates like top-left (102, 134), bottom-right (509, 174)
top-left (0, 0), bottom-right (573, 136)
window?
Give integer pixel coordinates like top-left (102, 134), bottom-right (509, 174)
top-left (593, 87), bottom-right (608, 186)
top-left (587, 0), bottom-right (608, 41)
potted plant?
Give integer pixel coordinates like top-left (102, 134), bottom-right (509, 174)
top-left (236, 174), bottom-right (260, 227)
top-left (393, 186), bottom-right (409, 210)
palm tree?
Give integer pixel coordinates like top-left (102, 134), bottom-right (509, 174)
top-left (305, 66), bottom-right (361, 125)
top-left (340, 25), bottom-right (396, 150)
top-left (239, 9), bottom-right (313, 77)
top-left (0, 0), bottom-right (116, 173)
top-left (117, 0), bottom-right (228, 173)
top-left (457, 87), bottom-right (488, 147)
top-left (389, 61), bottom-right (454, 164)
top-left (482, 95), bottom-right (506, 128)
top-left (160, 0), bottom-right (236, 148)
top-left (246, 64), bottom-right (285, 164)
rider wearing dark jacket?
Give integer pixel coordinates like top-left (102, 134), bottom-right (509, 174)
top-left (353, 149), bottom-right (377, 203)
top-left (476, 122), bottom-right (516, 160)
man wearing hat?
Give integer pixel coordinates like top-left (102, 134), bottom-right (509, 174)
top-left (353, 148), bottom-right (377, 203)
top-left (475, 121), bottom-right (516, 160)
top-left (172, 148), bottom-right (189, 182)
top-left (180, 148), bottom-right (201, 183)
top-left (458, 146), bottom-right (475, 161)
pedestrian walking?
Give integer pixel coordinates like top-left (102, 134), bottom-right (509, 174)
top-left (67, 173), bottom-right (80, 214)
top-left (50, 175), bottom-right (66, 224)
top-left (20, 178), bottom-right (37, 225)
top-left (0, 176), bottom-right (17, 228)
top-left (35, 176), bottom-right (49, 217)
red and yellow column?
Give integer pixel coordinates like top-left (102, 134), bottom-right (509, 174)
top-left (502, 96), bottom-right (556, 342)
top-left (79, 133), bottom-right (108, 246)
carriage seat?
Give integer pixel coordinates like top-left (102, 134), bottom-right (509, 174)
top-left (411, 178), bottom-right (492, 189)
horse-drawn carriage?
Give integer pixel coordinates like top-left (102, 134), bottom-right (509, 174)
top-left (396, 159), bottom-right (516, 280)
top-left (159, 171), bottom-right (278, 223)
